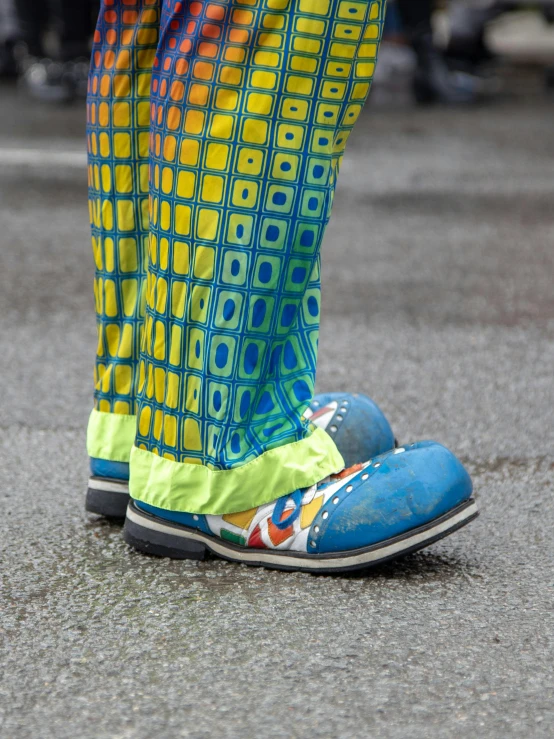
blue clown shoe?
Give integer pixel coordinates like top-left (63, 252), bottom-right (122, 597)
top-left (304, 392), bottom-right (395, 468)
top-left (124, 442), bottom-right (478, 574)
top-left (86, 392), bottom-right (395, 519)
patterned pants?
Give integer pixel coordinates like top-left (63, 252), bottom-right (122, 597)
top-left (87, 0), bottom-right (385, 514)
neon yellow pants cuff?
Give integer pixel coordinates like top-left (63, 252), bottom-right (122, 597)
top-left (87, 410), bottom-right (345, 515)
top-left (129, 427), bottom-right (344, 515)
top-left (87, 409), bottom-right (136, 463)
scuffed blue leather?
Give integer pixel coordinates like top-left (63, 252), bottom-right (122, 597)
top-left (135, 501), bottom-right (211, 535)
top-left (311, 441), bottom-right (473, 554)
top-left (311, 392), bottom-right (395, 467)
top-left (90, 457), bottom-right (130, 481)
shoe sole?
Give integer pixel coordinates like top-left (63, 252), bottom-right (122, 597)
top-left (123, 498), bottom-right (479, 574)
top-left (86, 477), bottom-right (130, 519)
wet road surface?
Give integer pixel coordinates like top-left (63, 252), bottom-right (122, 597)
top-left (1, 82), bottom-right (553, 737)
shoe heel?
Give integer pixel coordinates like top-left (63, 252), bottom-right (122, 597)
top-left (86, 478), bottom-right (130, 520)
top-left (123, 514), bottom-right (208, 561)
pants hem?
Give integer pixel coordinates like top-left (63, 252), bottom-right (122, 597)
top-left (129, 428), bottom-right (345, 515)
top-left (86, 409), bottom-right (137, 463)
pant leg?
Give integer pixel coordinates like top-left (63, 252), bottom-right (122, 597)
top-left (129, 0), bottom-right (386, 515)
top-left (86, 0), bottom-right (160, 464)
top-left (0, 0), bottom-right (21, 44)
top-left (14, 0), bottom-right (49, 56)
top-left (395, 0), bottom-right (434, 32)
top-left (53, 0), bottom-right (97, 61)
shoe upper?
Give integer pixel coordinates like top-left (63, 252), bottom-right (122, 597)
top-left (90, 457), bottom-right (130, 481)
top-left (306, 392), bottom-right (395, 467)
top-left (135, 442), bottom-right (473, 555)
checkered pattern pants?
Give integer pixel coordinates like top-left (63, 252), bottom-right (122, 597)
top-left (87, 0), bottom-right (385, 513)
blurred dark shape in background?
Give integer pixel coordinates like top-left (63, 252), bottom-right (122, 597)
top-left (396, 0), bottom-right (480, 104)
top-left (0, 0), bottom-right (98, 102)
top-left (0, 0), bottom-right (554, 107)
top-left (0, 0), bottom-right (18, 78)
top-left (380, 0), bottom-right (554, 105)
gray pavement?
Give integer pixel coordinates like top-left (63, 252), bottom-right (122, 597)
top-left (0, 80), bottom-right (553, 738)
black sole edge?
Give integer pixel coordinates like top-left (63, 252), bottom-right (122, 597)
top-left (86, 487), bottom-right (130, 520)
top-left (123, 501), bottom-right (479, 575)
top-left (124, 524), bottom-right (208, 561)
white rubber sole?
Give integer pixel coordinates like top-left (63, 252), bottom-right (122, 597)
top-left (123, 498), bottom-right (479, 574)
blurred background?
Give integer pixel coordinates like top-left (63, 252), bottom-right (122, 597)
top-left (2, 3), bottom-right (554, 737)
top-left (3, 0), bottom-right (554, 104)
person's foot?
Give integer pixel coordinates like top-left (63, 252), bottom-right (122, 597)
top-left (124, 442), bottom-right (478, 574)
top-left (85, 393), bottom-right (396, 520)
top-left (410, 31), bottom-right (480, 106)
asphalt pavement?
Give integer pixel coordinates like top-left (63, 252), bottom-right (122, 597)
top-left (1, 77), bottom-right (553, 738)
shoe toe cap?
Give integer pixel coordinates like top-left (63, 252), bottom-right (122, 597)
top-left (311, 441), bottom-right (473, 554)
